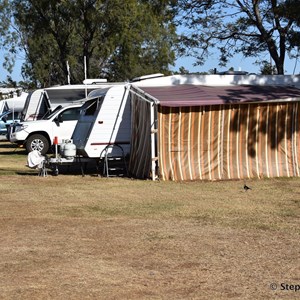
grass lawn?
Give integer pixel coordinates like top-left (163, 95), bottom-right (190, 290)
top-left (0, 140), bottom-right (299, 299)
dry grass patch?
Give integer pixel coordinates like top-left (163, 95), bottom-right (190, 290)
top-left (0, 140), bottom-right (300, 299)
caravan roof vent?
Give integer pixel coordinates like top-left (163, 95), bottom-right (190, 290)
top-left (131, 73), bottom-right (164, 82)
top-left (83, 79), bottom-right (108, 84)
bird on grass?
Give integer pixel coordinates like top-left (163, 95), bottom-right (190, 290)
top-left (244, 184), bottom-right (252, 191)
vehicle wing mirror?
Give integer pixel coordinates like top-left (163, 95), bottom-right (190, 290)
top-left (54, 115), bottom-right (63, 126)
top-left (1, 116), bottom-right (7, 123)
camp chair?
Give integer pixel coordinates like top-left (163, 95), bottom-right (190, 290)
top-left (26, 150), bottom-right (48, 177)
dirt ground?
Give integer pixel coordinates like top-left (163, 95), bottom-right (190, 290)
top-left (0, 141), bottom-right (299, 299)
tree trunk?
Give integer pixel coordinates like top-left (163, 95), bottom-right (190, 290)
top-left (275, 62), bottom-right (284, 75)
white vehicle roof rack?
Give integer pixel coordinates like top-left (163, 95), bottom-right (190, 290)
top-left (83, 79), bottom-right (108, 84)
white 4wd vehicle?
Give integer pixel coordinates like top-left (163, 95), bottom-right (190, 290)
top-left (9, 104), bottom-right (82, 155)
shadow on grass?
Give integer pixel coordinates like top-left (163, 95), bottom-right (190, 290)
top-left (0, 141), bottom-right (26, 155)
top-left (15, 164), bottom-right (101, 177)
top-left (0, 150), bottom-right (27, 156)
top-left (0, 142), bottom-right (17, 148)
top-left (0, 170), bottom-right (37, 176)
top-left (15, 172), bottom-right (39, 176)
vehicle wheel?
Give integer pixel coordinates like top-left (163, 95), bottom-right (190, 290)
top-left (26, 134), bottom-right (49, 155)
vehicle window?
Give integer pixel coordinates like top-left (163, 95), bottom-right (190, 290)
top-left (45, 105), bottom-right (63, 120)
top-left (59, 107), bottom-right (81, 121)
top-left (6, 112), bottom-right (19, 121)
top-left (6, 113), bottom-right (13, 121)
top-left (0, 112), bottom-right (8, 120)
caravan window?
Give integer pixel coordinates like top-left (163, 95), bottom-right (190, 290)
top-left (82, 97), bottom-right (103, 116)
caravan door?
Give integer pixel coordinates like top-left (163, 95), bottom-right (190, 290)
top-left (72, 95), bottom-right (105, 155)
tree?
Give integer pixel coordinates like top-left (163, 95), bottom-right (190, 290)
top-left (0, 76), bottom-right (17, 88)
top-left (98, 0), bottom-right (177, 81)
top-left (4, 0), bottom-right (177, 86)
top-left (176, 0), bottom-right (300, 74)
top-left (0, 0), bottom-right (23, 75)
top-left (259, 60), bottom-right (278, 75)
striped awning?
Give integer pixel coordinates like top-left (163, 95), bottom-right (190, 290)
top-left (158, 102), bottom-right (300, 181)
top-left (139, 85), bottom-right (300, 107)
top-left (129, 84), bottom-right (300, 181)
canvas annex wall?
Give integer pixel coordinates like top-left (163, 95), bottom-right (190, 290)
top-left (128, 75), bottom-right (300, 181)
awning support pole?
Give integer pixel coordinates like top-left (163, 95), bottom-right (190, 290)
top-left (150, 102), bottom-right (157, 181)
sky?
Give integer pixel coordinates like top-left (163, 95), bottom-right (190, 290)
top-left (174, 51), bottom-right (300, 75)
top-left (1, 50), bottom-right (299, 83)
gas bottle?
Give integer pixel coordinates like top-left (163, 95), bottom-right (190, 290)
top-left (62, 139), bottom-right (76, 159)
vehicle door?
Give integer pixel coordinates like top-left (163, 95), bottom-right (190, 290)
top-left (52, 107), bottom-right (81, 143)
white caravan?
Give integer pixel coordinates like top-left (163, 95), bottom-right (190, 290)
top-left (21, 81), bottom-right (122, 121)
top-left (71, 75), bottom-right (165, 159)
top-left (0, 89), bottom-right (28, 115)
top-left (72, 84), bottom-right (131, 158)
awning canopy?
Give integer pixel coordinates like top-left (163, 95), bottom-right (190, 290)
top-left (45, 88), bottom-right (89, 104)
top-left (138, 84), bottom-right (300, 107)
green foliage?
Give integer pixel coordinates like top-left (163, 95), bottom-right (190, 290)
top-left (4, 0), bottom-right (177, 86)
top-left (0, 76), bottom-right (17, 88)
top-left (176, 0), bottom-right (300, 75)
top-left (178, 66), bottom-right (190, 74)
top-left (259, 61), bottom-right (278, 75)
top-left (100, 0), bottom-right (176, 81)
top-left (0, 0), bottom-right (20, 74)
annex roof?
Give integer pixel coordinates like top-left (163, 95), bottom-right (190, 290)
top-left (137, 84), bottom-right (300, 107)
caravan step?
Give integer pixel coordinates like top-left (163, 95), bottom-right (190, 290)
top-left (108, 167), bottom-right (125, 171)
top-left (106, 157), bottom-right (123, 161)
top-left (100, 144), bottom-right (128, 178)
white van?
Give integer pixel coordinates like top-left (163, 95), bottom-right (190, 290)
top-left (9, 103), bottom-right (82, 155)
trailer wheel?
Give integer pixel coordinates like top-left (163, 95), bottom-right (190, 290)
top-left (26, 134), bottom-right (49, 155)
